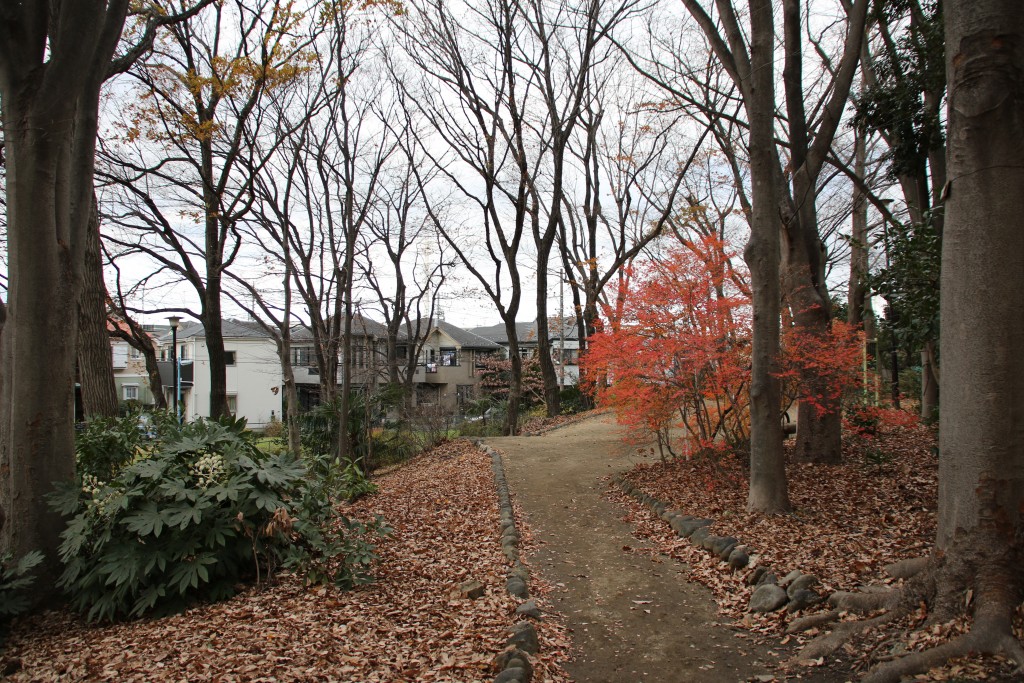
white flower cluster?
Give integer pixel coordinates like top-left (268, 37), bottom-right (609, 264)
top-left (189, 453), bottom-right (227, 488)
top-left (81, 474), bottom-right (115, 516)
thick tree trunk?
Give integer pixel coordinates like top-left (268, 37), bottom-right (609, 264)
top-left (937, 0), bottom-right (1024, 563)
top-left (77, 196), bottom-right (118, 418)
top-left (1, 101), bottom-right (82, 577)
top-left (791, 292), bottom-right (843, 464)
top-left (858, 7), bottom-right (1024, 680)
top-left (744, 0), bottom-right (790, 514)
top-left (0, 3), bottom-right (129, 591)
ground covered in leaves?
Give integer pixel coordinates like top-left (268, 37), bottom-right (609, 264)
top-left (615, 419), bottom-right (1023, 681)
top-left (2, 441), bottom-right (570, 682)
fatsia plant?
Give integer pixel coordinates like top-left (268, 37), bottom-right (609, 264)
top-left (50, 416), bottom-right (384, 622)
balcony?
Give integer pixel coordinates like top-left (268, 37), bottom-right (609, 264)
top-left (421, 362), bottom-right (471, 384)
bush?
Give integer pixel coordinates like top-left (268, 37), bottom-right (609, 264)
top-left (74, 411), bottom-right (165, 481)
top-left (51, 416), bottom-right (386, 621)
top-left (262, 416), bottom-right (285, 439)
top-left (1, 550), bottom-right (44, 621)
top-left (558, 385), bottom-right (587, 414)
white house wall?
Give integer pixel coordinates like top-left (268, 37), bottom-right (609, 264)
top-left (183, 337), bottom-right (282, 428)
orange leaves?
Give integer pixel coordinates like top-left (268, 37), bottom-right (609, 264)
top-left (584, 234), bottom-right (751, 454)
top-left (778, 319), bottom-right (864, 417)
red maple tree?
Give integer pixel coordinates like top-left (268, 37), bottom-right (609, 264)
top-left (584, 235), bottom-right (752, 459)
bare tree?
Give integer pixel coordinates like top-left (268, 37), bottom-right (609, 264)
top-left (358, 113), bottom-right (453, 408)
top-left (100, 0), bottom-right (311, 419)
top-left (397, 0), bottom-right (543, 435)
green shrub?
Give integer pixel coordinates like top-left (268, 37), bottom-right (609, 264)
top-left (558, 385), bottom-right (587, 414)
top-left (283, 468), bottom-right (390, 587)
top-left (1, 550), bottom-right (44, 620)
top-left (50, 416), bottom-right (386, 621)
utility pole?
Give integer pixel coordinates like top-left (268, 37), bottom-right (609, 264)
top-left (559, 267), bottom-right (565, 389)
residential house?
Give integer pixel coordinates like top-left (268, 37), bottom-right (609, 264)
top-left (141, 315), bottom-right (503, 427)
top-left (158, 319), bottom-right (282, 428)
top-left (411, 320), bottom-right (502, 411)
top-left (288, 314), bottom-right (395, 411)
top-left (109, 319), bottom-right (159, 406)
top-left (470, 318), bottom-right (581, 386)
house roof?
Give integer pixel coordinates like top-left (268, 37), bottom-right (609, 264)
top-left (470, 318), bottom-right (578, 344)
top-left (416, 319), bottom-right (501, 350)
top-left (160, 318), bottom-right (272, 342)
top-left (290, 314), bottom-right (401, 342)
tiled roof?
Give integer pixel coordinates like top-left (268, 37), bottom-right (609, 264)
top-left (470, 318), bottom-right (578, 344)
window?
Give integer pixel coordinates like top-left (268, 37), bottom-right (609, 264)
top-left (227, 394), bottom-right (237, 416)
top-left (292, 346), bottom-right (314, 366)
top-left (352, 343), bottom-right (367, 369)
top-left (225, 351), bottom-right (236, 366)
top-left (123, 384), bottom-right (139, 401)
top-left (129, 347), bottom-right (142, 360)
top-left (179, 344), bottom-right (189, 360)
top-left (440, 348), bottom-right (458, 366)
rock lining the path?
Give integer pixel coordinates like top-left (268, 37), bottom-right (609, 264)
top-left (480, 441), bottom-right (543, 683)
top-left (611, 473), bottom-right (828, 616)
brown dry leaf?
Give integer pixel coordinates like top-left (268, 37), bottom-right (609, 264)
top-left (2, 441), bottom-right (571, 683)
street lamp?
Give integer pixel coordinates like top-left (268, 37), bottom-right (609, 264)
top-left (167, 316), bottom-right (181, 420)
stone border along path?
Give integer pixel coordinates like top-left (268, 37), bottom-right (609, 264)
top-left (482, 413), bottom-right (775, 683)
top-left (481, 443), bottom-right (545, 683)
top-left (610, 475), bottom-right (826, 616)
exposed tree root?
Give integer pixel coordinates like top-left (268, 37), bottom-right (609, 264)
top-left (883, 556), bottom-right (929, 580)
top-left (786, 609), bottom-right (843, 634)
top-left (796, 612), bottom-right (896, 661)
top-left (861, 616), bottom-right (1024, 683)
top-left (828, 588), bottom-right (900, 613)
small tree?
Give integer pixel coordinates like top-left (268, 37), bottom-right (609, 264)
top-left (584, 234), bottom-right (751, 458)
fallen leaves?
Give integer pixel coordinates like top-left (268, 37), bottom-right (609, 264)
top-left (609, 421), bottom-right (1024, 681)
top-left (2, 440), bottom-right (570, 682)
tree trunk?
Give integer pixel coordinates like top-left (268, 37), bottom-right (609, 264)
top-left (142, 340), bottom-right (167, 411)
top-left (534, 260), bottom-right (561, 417)
top-left (77, 196), bottom-right (118, 418)
top-left (1, 93), bottom-right (84, 578)
top-left (847, 127), bottom-right (870, 329)
top-left (201, 299), bottom-right (231, 419)
top-left (938, 0), bottom-right (1024, 560)
top-left (920, 340), bottom-right (939, 421)
top-left (860, 7), bottom-right (1024, 680)
top-left (744, 0), bottom-right (790, 514)
top-left (503, 330), bottom-right (524, 436)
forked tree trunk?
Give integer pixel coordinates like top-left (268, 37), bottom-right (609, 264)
top-left (77, 196), bottom-right (118, 418)
top-left (744, 0), bottom-right (790, 514)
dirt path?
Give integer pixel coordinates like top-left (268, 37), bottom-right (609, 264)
top-left (487, 413), bottom-right (772, 683)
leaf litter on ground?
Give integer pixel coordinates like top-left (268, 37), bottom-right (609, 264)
top-left (611, 419), bottom-right (1022, 682)
top-left (2, 440), bottom-right (571, 682)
